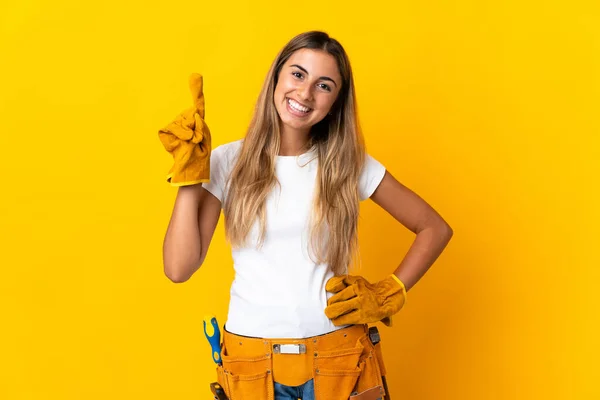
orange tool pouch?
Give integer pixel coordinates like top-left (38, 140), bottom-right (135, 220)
top-left (215, 324), bottom-right (388, 400)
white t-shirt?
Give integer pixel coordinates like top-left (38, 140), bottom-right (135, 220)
top-left (202, 139), bottom-right (386, 338)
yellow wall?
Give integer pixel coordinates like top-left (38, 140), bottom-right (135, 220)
top-left (1, 0), bottom-right (598, 398)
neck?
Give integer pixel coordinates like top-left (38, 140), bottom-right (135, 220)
top-left (279, 126), bottom-right (311, 156)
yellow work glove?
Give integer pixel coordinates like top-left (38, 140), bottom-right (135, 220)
top-left (324, 274), bottom-right (407, 327)
top-left (158, 72), bottom-right (212, 186)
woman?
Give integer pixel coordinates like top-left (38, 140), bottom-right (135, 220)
top-left (161, 31), bottom-right (453, 400)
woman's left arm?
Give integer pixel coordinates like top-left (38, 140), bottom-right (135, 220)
top-left (370, 170), bottom-right (454, 292)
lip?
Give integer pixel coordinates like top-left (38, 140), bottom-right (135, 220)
top-left (285, 97), bottom-right (312, 118)
top-left (287, 97), bottom-right (311, 109)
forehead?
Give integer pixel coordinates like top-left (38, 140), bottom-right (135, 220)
top-left (285, 48), bottom-right (341, 79)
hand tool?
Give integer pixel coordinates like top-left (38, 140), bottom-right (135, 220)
top-left (203, 314), bottom-right (222, 364)
top-left (209, 382), bottom-right (228, 400)
top-left (203, 315), bottom-right (228, 400)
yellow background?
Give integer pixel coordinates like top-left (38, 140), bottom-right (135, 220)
top-left (1, 0), bottom-right (598, 398)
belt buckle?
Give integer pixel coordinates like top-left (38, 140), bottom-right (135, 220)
top-left (273, 344), bottom-right (306, 354)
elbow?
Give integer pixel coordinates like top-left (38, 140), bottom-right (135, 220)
top-left (441, 223), bottom-right (454, 242)
top-left (419, 217), bottom-right (454, 241)
top-left (162, 245), bottom-right (203, 283)
top-left (165, 271), bottom-right (189, 283)
top-left (422, 219), bottom-right (453, 241)
top-left (164, 266), bottom-right (188, 283)
top-left (163, 261), bottom-right (198, 283)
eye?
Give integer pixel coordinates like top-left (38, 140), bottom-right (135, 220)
top-left (292, 71), bottom-right (303, 79)
top-left (318, 83), bottom-right (331, 92)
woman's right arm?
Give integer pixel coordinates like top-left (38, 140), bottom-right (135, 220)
top-left (162, 185), bottom-right (222, 283)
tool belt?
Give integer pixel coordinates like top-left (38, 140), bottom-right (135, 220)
top-left (214, 324), bottom-right (388, 400)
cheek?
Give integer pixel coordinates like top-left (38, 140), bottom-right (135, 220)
top-left (280, 76), bottom-right (299, 91)
top-left (275, 83), bottom-right (288, 101)
top-left (316, 96), bottom-right (337, 112)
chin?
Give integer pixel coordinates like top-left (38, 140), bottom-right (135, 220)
top-left (283, 119), bottom-right (311, 131)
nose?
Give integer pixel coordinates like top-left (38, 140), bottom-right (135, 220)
top-left (296, 83), bottom-right (313, 102)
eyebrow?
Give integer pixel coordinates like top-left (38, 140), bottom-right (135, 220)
top-left (290, 64), bottom-right (338, 87)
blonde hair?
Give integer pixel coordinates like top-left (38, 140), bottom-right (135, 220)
top-left (223, 31), bottom-right (366, 275)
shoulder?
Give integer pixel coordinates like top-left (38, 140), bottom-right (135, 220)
top-left (212, 139), bottom-right (244, 164)
top-left (358, 152), bottom-right (387, 201)
top-left (363, 152), bottom-right (381, 166)
top-left (362, 152), bottom-right (386, 174)
top-left (202, 139), bottom-right (244, 201)
top-left (214, 138), bottom-right (243, 153)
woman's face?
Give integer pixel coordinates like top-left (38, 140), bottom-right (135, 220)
top-left (273, 48), bottom-right (342, 135)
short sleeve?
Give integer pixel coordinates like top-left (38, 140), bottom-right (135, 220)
top-left (202, 145), bottom-right (225, 204)
top-left (358, 153), bottom-right (387, 201)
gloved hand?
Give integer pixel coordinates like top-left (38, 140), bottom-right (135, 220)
top-left (324, 274), bottom-right (407, 327)
top-left (158, 72), bottom-right (212, 186)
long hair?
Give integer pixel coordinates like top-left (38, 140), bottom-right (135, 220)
top-left (222, 31), bottom-right (366, 276)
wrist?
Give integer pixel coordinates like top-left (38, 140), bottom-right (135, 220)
top-left (389, 274), bottom-right (406, 292)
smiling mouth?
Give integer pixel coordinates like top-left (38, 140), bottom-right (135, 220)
top-left (286, 97), bottom-right (313, 115)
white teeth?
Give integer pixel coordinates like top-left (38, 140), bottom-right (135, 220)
top-left (288, 98), bottom-right (310, 113)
